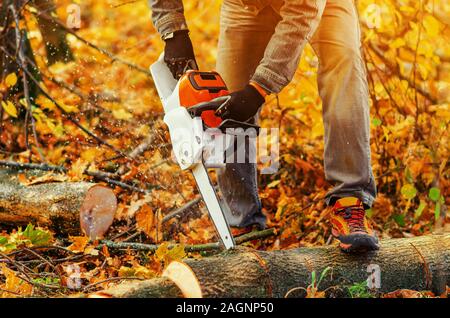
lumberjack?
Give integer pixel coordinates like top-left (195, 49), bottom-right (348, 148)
top-left (148, 0), bottom-right (379, 253)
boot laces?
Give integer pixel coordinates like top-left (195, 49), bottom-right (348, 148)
top-left (335, 205), bottom-right (367, 233)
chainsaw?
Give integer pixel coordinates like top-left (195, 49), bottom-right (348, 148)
top-left (150, 55), bottom-right (259, 249)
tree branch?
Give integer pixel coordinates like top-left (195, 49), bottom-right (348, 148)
top-left (99, 228), bottom-right (277, 253)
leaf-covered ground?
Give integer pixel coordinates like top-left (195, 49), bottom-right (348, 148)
top-left (0, 0), bottom-right (448, 297)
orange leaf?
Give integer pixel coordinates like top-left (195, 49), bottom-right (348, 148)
top-left (67, 236), bottom-right (90, 253)
top-left (0, 264), bottom-right (33, 297)
top-left (135, 204), bottom-right (154, 237)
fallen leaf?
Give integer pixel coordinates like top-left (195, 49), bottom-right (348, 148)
top-left (155, 242), bottom-right (186, 267)
top-left (135, 204), bottom-right (154, 237)
top-left (5, 73), bottom-right (18, 87)
top-left (1, 101), bottom-right (18, 118)
top-left (112, 108), bottom-right (133, 120)
top-left (67, 236), bottom-right (90, 253)
top-left (20, 173), bottom-right (68, 186)
top-left (0, 264), bottom-right (33, 297)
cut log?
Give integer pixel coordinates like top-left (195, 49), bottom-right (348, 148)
top-left (0, 168), bottom-right (117, 237)
top-left (92, 278), bottom-right (182, 298)
top-left (97, 234), bottom-right (450, 297)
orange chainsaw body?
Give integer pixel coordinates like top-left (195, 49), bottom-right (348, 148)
top-left (179, 70), bottom-right (229, 128)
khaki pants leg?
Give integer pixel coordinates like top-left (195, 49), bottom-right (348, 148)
top-left (310, 0), bottom-right (376, 207)
top-left (215, 1), bottom-right (281, 228)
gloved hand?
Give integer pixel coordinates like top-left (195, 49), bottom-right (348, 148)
top-left (214, 84), bottom-right (266, 122)
top-left (164, 30), bottom-right (198, 79)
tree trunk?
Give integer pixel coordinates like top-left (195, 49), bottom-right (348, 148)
top-left (0, 168), bottom-right (117, 238)
top-left (96, 233), bottom-right (450, 297)
top-left (33, 0), bottom-right (74, 65)
top-left (0, 0), bottom-right (41, 98)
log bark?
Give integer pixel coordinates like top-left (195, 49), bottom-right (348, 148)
top-left (97, 234), bottom-right (450, 297)
top-left (92, 278), bottom-right (182, 298)
top-left (0, 168), bottom-right (117, 237)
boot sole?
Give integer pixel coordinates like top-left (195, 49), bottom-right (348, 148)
top-left (337, 233), bottom-right (380, 253)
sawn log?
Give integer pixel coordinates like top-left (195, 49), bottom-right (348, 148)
top-left (0, 168), bottom-right (117, 238)
top-left (97, 233), bottom-right (450, 297)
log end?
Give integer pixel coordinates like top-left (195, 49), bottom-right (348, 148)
top-left (80, 185), bottom-right (117, 240)
top-left (163, 261), bottom-right (202, 298)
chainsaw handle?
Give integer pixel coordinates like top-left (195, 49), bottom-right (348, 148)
top-left (187, 96), bottom-right (231, 117)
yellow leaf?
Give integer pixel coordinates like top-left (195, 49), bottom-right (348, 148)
top-left (267, 180), bottom-right (280, 188)
top-left (59, 103), bottom-right (79, 113)
top-left (423, 15), bottom-right (440, 37)
top-left (1, 101), bottom-right (18, 118)
top-left (81, 148), bottom-right (103, 162)
top-left (119, 264), bottom-right (155, 279)
top-left (167, 243), bottom-right (186, 262)
top-left (155, 242), bottom-right (186, 266)
top-left (36, 95), bottom-right (57, 111)
top-left (155, 242), bottom-right (169, 259)
top-left (311, 121), bottom-right (324, 139)
top-left (67, 158), bottom-right (88, 181)
top-left (112, 108), bottom-right (133, 120)
top-left (84, 245), bottom-right (99, 256)
top-left (5, 73), bottom-right (18, 87)
top-left (389, 38), bottom-right (405, 49)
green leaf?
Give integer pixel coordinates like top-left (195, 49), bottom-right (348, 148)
top-left (434, 203), bottom-right (441, 221)
top-left (371, 118), bottom-right (382, 126)
top-left (428, 187), bottom-right (440, 202)
top-left (414, 201), bottom-right (426, 221)
top-left (32, 277), bottom-right (60, 286)
top-left (401, 184), bottom-right (417, 200)
top-left (393, 214), bottom-right (405, 227)
top-left (347, 280), bottom-right (375, 298)
top-left (317, 266), bottom-right (332, 289)
top-left (0, 236), bottom-right (7, 245)
top-left (405, 167), bottom-right (414, 183)
top-left (310, 271), bottom-right (316, 286)
top-left (22, 224), bottom-right (52, 246)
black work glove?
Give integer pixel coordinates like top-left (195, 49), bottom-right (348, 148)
top-left (214, 84), bottom-right (265, 122)
top-left (164, 30), bottom-right (198, 79)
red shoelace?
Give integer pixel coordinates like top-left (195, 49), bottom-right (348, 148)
top-left (334, 205), bottom-right (367, 233)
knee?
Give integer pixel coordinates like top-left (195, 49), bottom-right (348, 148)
top-left (318, 46), bottom-right (364, 76)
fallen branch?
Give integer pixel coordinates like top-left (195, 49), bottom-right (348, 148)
top-left (161, 196), bottom-right (202, 224)
top-left (0, 160), bottom-right (148, 193)
top-left (31, 10), bottom-right (152, 76)
top-left (116, 122), bottom-right (166, 175)
top-left (99, 228), bottom-right (276, 253)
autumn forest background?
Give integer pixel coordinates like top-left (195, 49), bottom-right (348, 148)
top-left (0, 0), bottom-right (448, 298)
